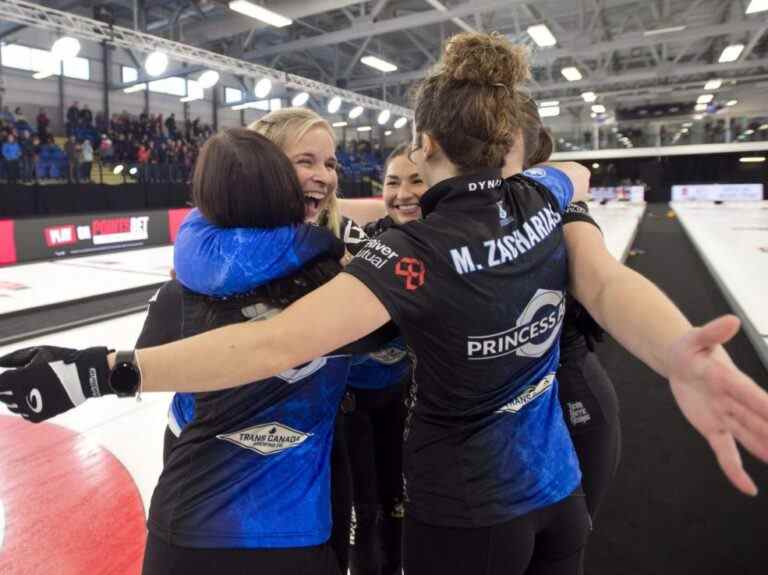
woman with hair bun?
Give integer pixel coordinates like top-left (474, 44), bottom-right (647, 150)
top-left (4, 33), bottom-right (768, 575)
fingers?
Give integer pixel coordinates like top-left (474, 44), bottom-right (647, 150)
top-left (723, 367), bottom-right (768, 423)
top-left (691, 315), bottom-right (741, 352)
top-left (724, 400), bottom-right (768, 464)
top-left (707, 432), bottom-right (758, 496)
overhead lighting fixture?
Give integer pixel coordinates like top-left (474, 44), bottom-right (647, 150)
top-left (681, 128), bottom-right (689, 134)
top-left (581, 91), bottom-right (597, 102)
top-left (693, 114), bottom-right (704, 120)
top-left (561, 67), bottom-right (583, 82)
top-left (740, 156), bottom-right (766, 162)
top-left (592, 163), bottom-right (600, 169)
top-left (361, 55), bottom-right (398, 73)
top-left (129, 167), bottom-right (138, 176)
top-left (357, 126), bottom-right (372, 132)
top-left (254, 78), bottom-right (272, 98)
top-left (394, 117), bottom-right (408, 129)
top-left (538, 100), bottom-right (559, 107)
top-left (33, 57), bottom-right (58, 80)
top-left (719, 44), bottom-right (745, 63)
top-left (683, 122), bottom-right (693, 128)
top-left (726, 99), bottom-right (738, 106)
top-left (744, 129), bottom-right (755, 135)
top-left (51, 36), bottom-right (81, 60)
top-left (539, 105), bottom-right (560, 118)
top-left (332, 121), bottom-right (348, 128)
top-left (123, 83), bottom-right (147, 93)
top-left (327, 96), bottom-right (342, 114)
top-left (385, 130), bottom-right (392, 136)
top-left (759, 124), bottom-right (768, 131)
top-left (704, 79), bottom-right (723, 91)
top-left (590, 112), bottom-right (597, 119)
top-left (113, 165), bottom-right (125, 175)
top-left (694, 103), bottom-right (708, 112)
top-left (697, 94), bottom-right (714, 104)
top-left (197, 70), bottom-right (220, 89)
top-left (228, 0), bottom-right (292, 27)
top-left (591, 104), bottom-right (606, 114)
top-left (377, 109), bottom-right (391, 125)
top-left (145, 51), bottom-right (168, 77)
top-left (643, 25), bottom-right (687, 37)
top-left (527, 24), bottom-right (557, 47)
top-left (291, 92), bottom-right (310, 107)
top-left (746, 0), bottom-right (768, 14)
top-left (348, 105), bottom-right (364, 119)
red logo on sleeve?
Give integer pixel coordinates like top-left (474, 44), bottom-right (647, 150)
top-left (395, 257), bottom-right (426, 291)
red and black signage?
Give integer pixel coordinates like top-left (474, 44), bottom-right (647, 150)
top-left (0, 220), bottom-right (17, 265)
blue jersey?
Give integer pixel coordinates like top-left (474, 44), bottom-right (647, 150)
top-left (344, 167), bottom-right (581, 527)
top-left (346, 337), bottom-right (409, 390)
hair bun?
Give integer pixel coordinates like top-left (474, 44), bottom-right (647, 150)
top-left (440, 32), bottom-right (530, 87)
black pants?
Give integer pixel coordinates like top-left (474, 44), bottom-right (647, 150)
top-left (345, 385), bottom-right (405, 575)
top-left (403, 490), bottom-right (590, 575)
top-left (142, 531), bottom-right (341, 575)
top-left (557, 351), bottom-right (621, 520)
top-left (330, 413), bottom-right (353, 573)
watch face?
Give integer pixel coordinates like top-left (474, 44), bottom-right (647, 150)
top-left (110, 362), bottom-right (140, 395)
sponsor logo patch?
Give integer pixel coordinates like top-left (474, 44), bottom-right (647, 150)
top-left (395, 257), bottom-right (426, 291)
top-left (217, 422), bottom-right (312, 456)
top-left (497, 373), bottom-right (555, 414)
top-left (568, 401), bottom-right (592, 426)
top-left (523, 167), bottom-right (547, 179)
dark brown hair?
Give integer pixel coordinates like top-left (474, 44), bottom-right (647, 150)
top-left (520, 96), bottom-right (554, 168)
top-left (413, 32), bottom-right (531, 173)
top-left (192, 128), bottom-right (305, 228)
top-left (384, 142), bottom-right (411, 172)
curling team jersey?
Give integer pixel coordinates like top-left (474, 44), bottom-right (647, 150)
top-left (143, 281), bottom-right (351, 548)
top-left (344, 167), bottom-right (582, 527)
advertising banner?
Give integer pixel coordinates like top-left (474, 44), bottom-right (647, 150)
top-left (671, 183), bottom-right (764, 202)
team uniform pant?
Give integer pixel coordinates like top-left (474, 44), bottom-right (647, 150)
top-left (142, 531), bottom-right (341, 575)
top-left (403, 489), bottom-right (591, 575)
top-left (557, 351), bottom-right (621, 519)
top-left (344, 384), bottom-right (406, 575)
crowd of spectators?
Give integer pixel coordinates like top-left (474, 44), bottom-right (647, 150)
top-left (1, 101), bottom-right (213, 184)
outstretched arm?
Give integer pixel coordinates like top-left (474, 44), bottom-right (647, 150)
top-left (133, 272), bottom-right (390, 394)
top-left (565, 221), bottom-right (768, 495)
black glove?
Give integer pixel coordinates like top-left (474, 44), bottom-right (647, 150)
top-left (0, 346), bottom-right (112, 423)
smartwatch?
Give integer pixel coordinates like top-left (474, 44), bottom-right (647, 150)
top-left (108, 350), bottom-right (142, 397)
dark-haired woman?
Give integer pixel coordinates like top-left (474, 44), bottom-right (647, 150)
top-left (3, 33), bottom-right (767, 575)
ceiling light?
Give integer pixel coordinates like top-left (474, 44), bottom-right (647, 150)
top-left (394, 117), bottom-right (408, 129)
top-left (744, 129), bottom-right (755, 135)
top-left (539, 100), bottom-right (559, 107)
top-left (291, 92), bottom-right (310, 107)
top-left (332, 121), bottom-right (348, 128)
top-left (746, 0), bottom-right (768, 14)
top-left (197, 70), bottom-right (220, 89)
top-left (697, 94), bottom-right (714, 104)
top-left (51, 36), bottom-right (81, 60)
top-left (726, 99), bottom-right (738, 106)
top-left (643, 25), bottom-right (687, 37)
top-left (681, 128), bottom-right (689, 134)
top-left (254, 78), bottom-right (272, 98)
top-left (719, 44), bottom-right (745, 63)
top-left (683, 122), bottom-right (693, 128)
top-left (693, 114), bottom-right (704, 120)
top-left (377, 109), bottom-right (391, 125)
top-left (385, 130), bottom-right (392, 136)
top-left (539, 106), bottom-right (560, 118)
top-left (704, 79), bottom-right (722, 91)
top-left (361, 55), bottom-right (398, 73)
top-left (694, 103), bottom-right (708, 112)
top-left (348, 106), bottom-right (364, 119)
top-left (123, 83), bottom-right (147, 93)
top-left (740, 156), bottom-right (766, 162)
top-left (561, 67), bottom-right (583, 82)
top-left (145, 51), bottom-right (168, 77)
top-left (581, 91), bottom-right (597, 102)
top-left (129, 167), bottom-right (138, 176)
top-left (759, 124), bottom-right (768, 131)
top-left (228, 0), bottom-right (292, 27)
top-left (591, 104), bottom-right (606, 114)
top-left (33, 56), bottom-right (58, 80)
top-left (113, 165), bottom-right (124, 175)
top-left (527, 24), bottom-right (557, 47)
top-left (590, 112), bottom-right (597, 119)
top-left (327, 96), bottom-right (342, 114)
top-left (357, 126), bottom-right (372, 132)
top-left (592, 163), bottom-right (600, 169)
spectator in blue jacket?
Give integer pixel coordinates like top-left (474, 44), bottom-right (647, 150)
top-left (2, 134), bottom-right (22, 183)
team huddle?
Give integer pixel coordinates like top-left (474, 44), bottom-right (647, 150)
top-left (1, 32), bottom-right (767, 575)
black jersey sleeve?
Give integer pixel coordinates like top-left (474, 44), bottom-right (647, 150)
top-left (343, 228), bottom-right (428, 329)
top-left (135, 280), bottom-right (184, 349)
top-left (341, 216), bottom-right (370, 255)
top-left (563, 201), bottom-right (601, 232)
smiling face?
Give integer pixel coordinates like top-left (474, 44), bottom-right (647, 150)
top-left (283, 126), bottom-right (339, 222)
top-left (383, 153), bottom-right (428, 224)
